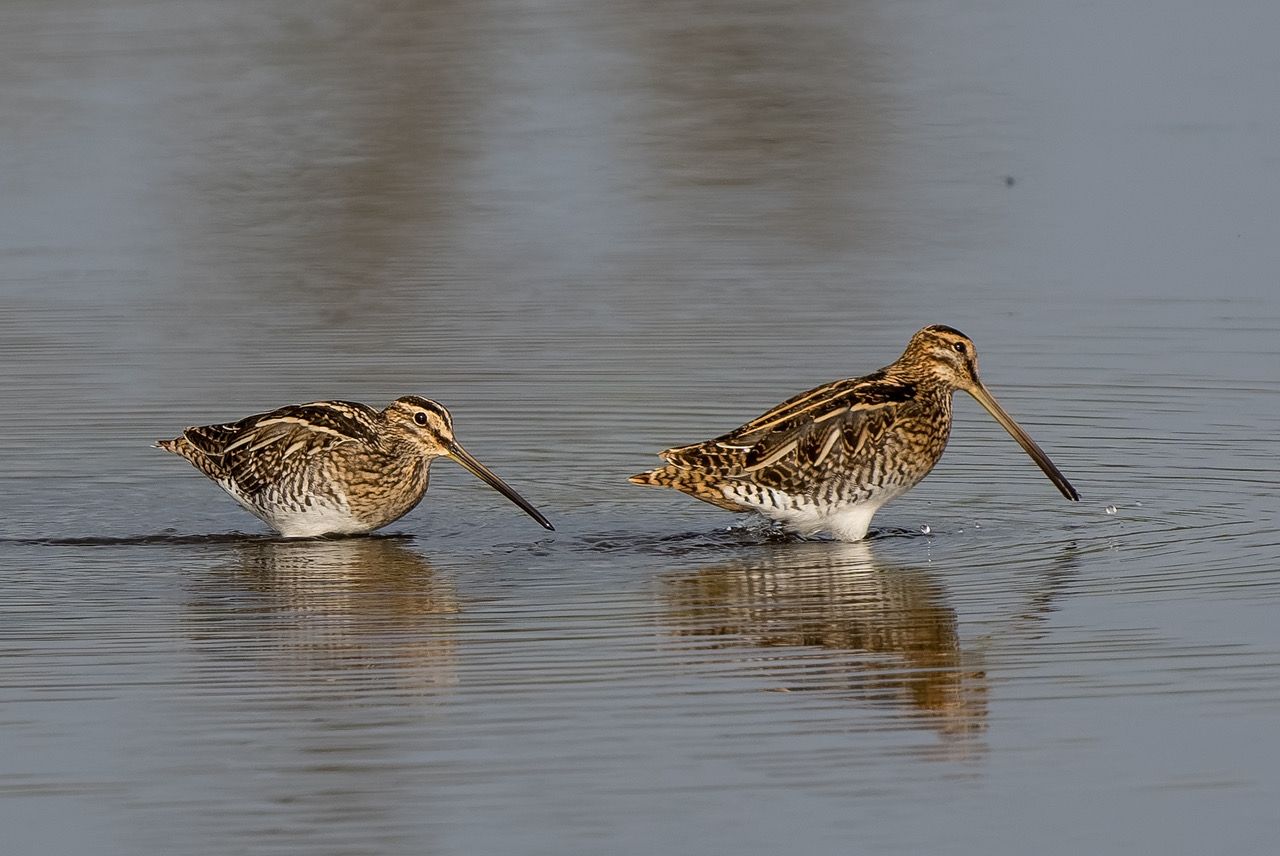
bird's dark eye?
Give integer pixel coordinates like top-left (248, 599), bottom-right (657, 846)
top-left (414, 411), bottom-right (428, 426)
top-left (953, 341), bottom-right (967, 354)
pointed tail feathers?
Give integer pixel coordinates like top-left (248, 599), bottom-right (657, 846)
top-left (628, 464), bottom-right (748, 512)
top-left (628, 465), bottom-right (679, 488)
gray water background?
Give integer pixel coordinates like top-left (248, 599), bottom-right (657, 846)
top-left (2, 1), bottom-right (1279, 854)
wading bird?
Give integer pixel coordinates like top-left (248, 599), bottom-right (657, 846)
top-left (159, 396), bottom-right (553, 537)
top-left (630, 326), bottom-right (1078, 540)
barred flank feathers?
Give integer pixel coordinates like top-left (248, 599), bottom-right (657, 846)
top-left (628, 465), bottom-right (749, 512)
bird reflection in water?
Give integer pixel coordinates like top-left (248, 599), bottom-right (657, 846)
top-left (186, 536), bottom-right (458, 695)
top-left (662, 541), bottom-right (987, 741)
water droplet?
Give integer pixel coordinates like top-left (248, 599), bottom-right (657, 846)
top-left (1105, 505), bottom-right (1117, 515)
top-left (920, 524), bottom-right (931, 535)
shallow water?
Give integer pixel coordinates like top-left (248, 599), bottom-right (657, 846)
top-left (3, 1), bottom-right (1279, 854)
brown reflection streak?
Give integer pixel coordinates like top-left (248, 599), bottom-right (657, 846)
top-left (189, 2), bottom-right (480, 309)
top-left (186, 538), bottom-right (458, 694)
top-left (624, 0), bottom-right (890, 253)
top-left (662, 542), bottom-right (987, 740)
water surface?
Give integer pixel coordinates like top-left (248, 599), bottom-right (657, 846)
top-left (2, 1), bottom-right (1279, 854)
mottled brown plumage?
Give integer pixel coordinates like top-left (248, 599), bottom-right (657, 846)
top-left (159, 396), bottom-right (553, 537)
top-left (630, 326), bottom-right (1079, 540)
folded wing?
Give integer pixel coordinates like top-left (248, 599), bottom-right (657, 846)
top-left (641, 375), bottom-right (917, 498)
top-left (174, 401), bottom-right (381, 497)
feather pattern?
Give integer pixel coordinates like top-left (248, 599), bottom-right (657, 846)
top-left (159, 399), bottom-right (434, 537)
top-left (169, 401), bottom-right (382, 498)
top-left (636, 373), bottom-right (947, 507)
top-left (159, 395), bottom-right (554, 538)
top-left (630, 325), bottom-right (1079, 540)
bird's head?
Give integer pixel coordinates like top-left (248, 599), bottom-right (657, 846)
top-left (896, 327), bottom-right (1080, 502)
top-left (900, 324), bottom-right (982, 392)
top-left (383, 395), bottom-right (554, 530)
top-left (384, 395), bottom-right (456, 457)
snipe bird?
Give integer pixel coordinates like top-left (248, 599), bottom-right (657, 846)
top-left (629, 326), bottom-right (1079, 540)
top-left (158, 396), bottom-right (554, 537)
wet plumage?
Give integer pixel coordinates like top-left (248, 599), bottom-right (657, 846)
top-left (158, 396), bottom-right (553, 537)
top-left (630, 326), bottom-right (1079, 540)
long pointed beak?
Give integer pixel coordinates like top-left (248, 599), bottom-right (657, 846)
top-left (446, 442), bottom-right (555, 530)
top-left (966, 382), bottom-right (1080, 501)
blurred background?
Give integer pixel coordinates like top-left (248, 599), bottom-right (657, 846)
top-left (1, 1), bottom-right (1278, 854)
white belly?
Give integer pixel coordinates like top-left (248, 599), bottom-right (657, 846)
top-left (265, 505), bottom-right (372, 538)
top-left (725, 486), bottom-right (890, 541)
top-left (221, 481), bottom-right (371, 537)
